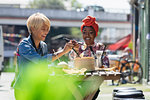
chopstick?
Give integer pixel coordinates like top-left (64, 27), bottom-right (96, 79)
top-left (53, 49), bottom-right (61, 62)
top-left (89, 46), bottom-right (97, 59)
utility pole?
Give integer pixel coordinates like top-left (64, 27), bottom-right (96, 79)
top-left (146, 0), bottom-right (150, 83)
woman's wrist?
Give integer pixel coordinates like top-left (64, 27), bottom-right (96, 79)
top-left (62, 48), bottom-right (71, 54)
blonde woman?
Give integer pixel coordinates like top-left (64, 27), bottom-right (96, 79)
top-left (13, 12), bottom-right (75, 100)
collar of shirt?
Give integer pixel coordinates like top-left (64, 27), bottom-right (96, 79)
top-left (28, 35), bottom-right (43, 56)
top-left (81, 42), bottom-right (96, 50)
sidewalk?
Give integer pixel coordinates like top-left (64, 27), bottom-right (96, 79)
top-left (98, 80), bottom-right (150, 100)
top-left (0, 72), bottom-right (15, 100)
top-left (0, 72), bottom-right (150, 100)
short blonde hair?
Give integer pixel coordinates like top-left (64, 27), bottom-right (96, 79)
top-left (27, 12), bottom-right (50, 34)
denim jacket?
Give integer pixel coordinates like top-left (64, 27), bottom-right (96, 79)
top-left (13, 35), bottom-right (52, 89)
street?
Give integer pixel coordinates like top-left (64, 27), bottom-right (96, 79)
top-left (0, 72), bottom-right (15, 100)
top-left (0, 72), bottom-right (112, 100)
top-left (0, 72), bottom-right (150, 100)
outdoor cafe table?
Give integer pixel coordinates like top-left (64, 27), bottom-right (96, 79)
top-left (49, 69), bottom-right (121, 100)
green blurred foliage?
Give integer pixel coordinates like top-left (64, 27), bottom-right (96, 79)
top-left (71, 0), bottom-right (82, 9)
top-left (71, 27), bottom-right (82, 38)
top-left (29, 0), bottom-right (65, 9)
top-left (28, 0), bottom-right (82, 10)
top-left (128, 40), bottom-right (133, 50)
top-left (15, 62), bottom-right (95, 100)
top-left (53, 54), bottom-right (70, 65)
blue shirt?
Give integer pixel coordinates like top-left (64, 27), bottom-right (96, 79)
top-left (13, 35), bottom-right (52, 89)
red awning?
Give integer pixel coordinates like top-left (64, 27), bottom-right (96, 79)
top-left (108, 34), bottom-right (132, 51)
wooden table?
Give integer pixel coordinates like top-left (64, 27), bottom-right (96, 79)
top-left (60, 70), bottom-right (121, 100)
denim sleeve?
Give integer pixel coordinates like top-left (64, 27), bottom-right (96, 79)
top-left (18, 41), bottom-right (52, 64)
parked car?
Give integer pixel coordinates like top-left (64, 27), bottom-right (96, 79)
top-left (77, 5), bottom-right (105, 12)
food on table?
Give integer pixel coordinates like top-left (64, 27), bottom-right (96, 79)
top-left (57, 61), bottom-right (69, 69)
top-left (95, 66), bottom-right (116, 71)
top-left (74, 57), bottom-right (95, 71)
top-left (63, 68), bottom-right (87, 74)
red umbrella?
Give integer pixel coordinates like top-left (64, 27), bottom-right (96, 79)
top-left (108, 34), bottom-right (132, 51)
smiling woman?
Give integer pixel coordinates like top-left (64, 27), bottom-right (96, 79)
top-left (70, 16), bottom-right (109, 64)
top-left (69, 15), bottom-right (110, 100)
top-left (26, 13), bottom-right (50, 47)
top-left (81, 16), bottom-right (98, 46)
top-left (13, 12), bottom-right (78, 100)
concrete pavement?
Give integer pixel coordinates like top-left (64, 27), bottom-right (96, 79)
top-left (0, 72), bottom-right (15, 100)
top-left (0, 72), bottom-right (150, 100)
top-left (0, 72), bottom-right (112, 100)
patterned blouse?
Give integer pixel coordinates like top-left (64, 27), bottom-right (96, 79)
top-left (70, 42), bottom-right (109, 67)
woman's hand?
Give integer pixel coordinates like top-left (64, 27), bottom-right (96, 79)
top-left (52, 40), bottom-right (80, 61)
top-left (63, 40), bottom-right (80, 53)
top-left (72, 40), bottom-right (80, 51)
top-left (63, 40), bottom-right (74, 53)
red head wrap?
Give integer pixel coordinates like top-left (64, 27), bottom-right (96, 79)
top-left (81, 16), bottom-right (99, 36)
